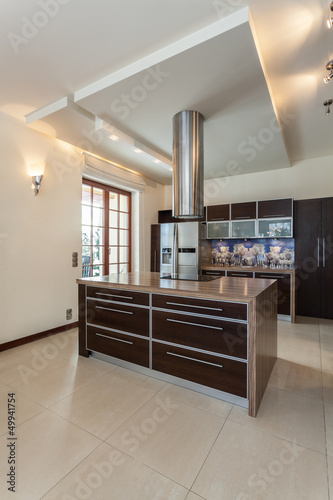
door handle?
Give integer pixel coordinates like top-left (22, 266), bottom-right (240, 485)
top-left (317, 238), bottom-right (320, 267)
top-left (323, 238), bottom-right (326, 268)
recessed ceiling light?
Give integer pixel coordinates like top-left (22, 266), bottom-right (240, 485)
top-left (153, 159), bottom-right (161, 164)
top-left (133, 148), bottom-right (142, 153)
top-left (109, 134), bottom-right (118, 141)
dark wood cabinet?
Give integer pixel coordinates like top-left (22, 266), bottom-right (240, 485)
top-left (150, 224), bottom-right (160, 272)
top-left (206, 204), bottom-right (230, 221)
top-left (255, 272), bottom-right (291, 316)
top-left (294, 197), bottom-right (333, 319)
top-left (158, 208), bottom-right (206, 223)
top-left (231, 202), bottom-right (257, 220)
top-left (226, 271), bottom-right (254, 278)
top-left (258, 198), bottom-right (292, 218)
top-left (202, 270), bottom-right (225, 276)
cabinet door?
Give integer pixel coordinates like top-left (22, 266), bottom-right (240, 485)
top-left (202, 270), bottom-right (225, 276)
top-left (321, 197), bottom-right (333, 319)
top-left (231, 220), bottom-right (256, 238)
top-left (255, 273), bottom-right (291, 316)
top-left (258, 199), bottom-right (292, 218)
top-left (258, 218), bottom-right (293, 238)
top-left (150, 224), bottom-right (160, 272)
top-left (207, 204), bottom-right (230, 221)
top-left (231, 202), bottom-right (256, 220)
top-left (294, 199), bottom-right (322, 317)
top-left (207, 221), bottom-right (229, 239)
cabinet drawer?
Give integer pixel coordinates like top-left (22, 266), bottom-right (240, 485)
top-left (255, 273), bottom-right (291, 316)
top-left (87, 299), bottom-right (149, 336)
top-left (152, 342), bottom-right (247, 398)
top-left (202, 270), bottom-right (225, 276)
top-left (226, 271), bottom-right (253, 278)
top-left (87, 286), bottom-right (149, 306)
top-left (87, 326), bottom-right (149, 367)
top-left (152, 310), bottom-right (247, 359)
top-left (152, 294), bottom-right (247, 321)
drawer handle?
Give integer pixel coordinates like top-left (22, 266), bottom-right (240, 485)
top-left (210, 217), bottom-right (225, 221)
top-left (95, 306), bottom-right (133, 315)
top-left (235, 216), bottom-right (250, 219)
top-left (166, 302), bottom-right (223, 312)
top-left (258, 275), bottom-right (285, 279)
top-left (95, 293), bottom-right (133, 300)
top-left (230, 273), bottom-right (250, 277)
top-left (205, 272), bottom-right (223, 275)
top-left (96, 333), bottom-right (133, 344)
top-left (167, 318), bottom-right (223, 330)
top-left (262, 214), bottom-right (286, 218)
top-left (167, 351), bottom-right (223, 368)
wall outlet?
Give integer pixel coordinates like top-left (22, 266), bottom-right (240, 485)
top-left (66, 309), bottom-right (72, 320)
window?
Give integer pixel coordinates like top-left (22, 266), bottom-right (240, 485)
top-left (82, 180), bottom-right (131, 277)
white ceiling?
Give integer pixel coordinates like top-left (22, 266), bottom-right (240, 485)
top-left (1, 0), bottom-right (332, 184)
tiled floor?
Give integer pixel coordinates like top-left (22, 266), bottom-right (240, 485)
top-left (0, 318), bottom-right (332, 499)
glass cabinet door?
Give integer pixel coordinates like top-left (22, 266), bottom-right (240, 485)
top-left (258, 218), bottom-right (293, 238)
top-left (231, 220), bottom-right (256, 238)
top-left (207, 221), bottom-right (230, 239)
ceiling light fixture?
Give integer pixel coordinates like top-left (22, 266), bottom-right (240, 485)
top-left (109, 134), bottom-right (119, 141)
top-left (327, 1), bottom-right (333, 28)
top-left (133, 148), bottom-right (142, 153)
top-left (324, 60), bottom-right (333, 83)
top-left (323, 98), bottom-right (333, 115)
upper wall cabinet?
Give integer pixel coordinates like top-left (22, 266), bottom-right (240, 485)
top-left (231, 202), bottom-right (257, 220)
top-left (158, 208), bottom-right (206, 223)
top-left (258, 198), bottom-right (292, 219)
top-left (206, 204), bottom-right (230, 222)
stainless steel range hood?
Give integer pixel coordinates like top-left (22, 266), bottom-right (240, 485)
top-left (172, 110), bottom-right (204, 219)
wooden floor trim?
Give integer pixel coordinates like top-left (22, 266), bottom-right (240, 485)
top-left (0, 322), bottom-right (78, 352)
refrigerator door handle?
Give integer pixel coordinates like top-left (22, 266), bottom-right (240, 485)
top-left (317, 238), bottom-right (320, 267)
top-left (323, 238), bottom-right (326, 268)
top-left (172, 224), bottom-right (179, 275)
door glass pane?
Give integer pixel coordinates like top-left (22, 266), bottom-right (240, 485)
top-left (120, 195), bottom-right (129, 212)
top-left (82, 246), bottom-right (91, 258)
top-left (109, 229), bottom-right (118, 246)
top-left (109, 264), bottom-right (118, 274)
top-left (93, 188), bottom-right (104, 207)
top-left (93, 207), bottom-right (104, 226)
top-left (93, 246), bottom-right (104, 264)
top-left (82, 265), bottom-right (92, 277)
top-left (119, 247), bottom-right (128, 262)
top-left (109, 193), bottom-right (118, 210)
top-left (82, 226), bottom-right (91, 245)
top-left (92, 227), bottom-right (104, 246)
top-left (119, 213), bottom-right (128, 229)
top-left (119, 263), bottom-right (128, 273)
top-left (82, 185), bottom-right (91, 204)
top-left (93, 265), bottom-right (103, 277)
top-left (119, 230), bottom-right (128, 246)
top-left (109, 210), bottom-right (118, 228)
top-left (109, 247), bottom-right (118, 264)
top-left (82, 206), bottom-right (91, 225)
top-left (207, 222), bottom-right (229, 239)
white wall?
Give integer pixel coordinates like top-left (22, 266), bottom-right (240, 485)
top-left (0, 112), bottom-right (165, 343)
top-left (164, 156), bottom-right (333, 207)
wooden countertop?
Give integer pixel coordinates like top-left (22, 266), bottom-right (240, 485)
top-left (202, 265), bottom-right (296, 274)
top-left (77, 271), bottom-right (276, 303)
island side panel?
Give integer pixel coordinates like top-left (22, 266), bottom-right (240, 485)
top-left (78, 284), bottom-right (90, 357)
top-left (248, 282), bottom-right (277, 417)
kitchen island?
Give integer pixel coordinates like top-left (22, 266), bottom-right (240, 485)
top-left (77, 272), bottom-right (277, 417)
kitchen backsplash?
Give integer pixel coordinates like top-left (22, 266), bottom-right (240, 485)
top-left (211, 238), bottom-right (295, 266)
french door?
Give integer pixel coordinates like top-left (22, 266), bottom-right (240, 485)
top-left (81, 179), bottom-right (131, 277)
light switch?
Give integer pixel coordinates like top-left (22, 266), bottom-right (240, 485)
top-left (72, 252), bottom-right (78, 267)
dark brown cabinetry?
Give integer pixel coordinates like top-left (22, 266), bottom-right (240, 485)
top-left (231, 202), bottom-right (256, 220)
top-left (294, 197), bottom-right (333, 319)
top-left (254, 272), bottom-right (291, 316)
top-left (206, 204), bottom-right (230, 221)
top-left (202, 270), bottom-right (225, 276)
top-left (226, 271), bottom-right (254, 278)
top-left (258, 198), bottom-right (292, 218)
top-left (158, 208), bottom-right (206, 223)
top-left (150, 224), bottom-right (160, 272)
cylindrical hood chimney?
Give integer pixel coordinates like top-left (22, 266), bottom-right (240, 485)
top-left (172, 110), bottom-right (204, 219)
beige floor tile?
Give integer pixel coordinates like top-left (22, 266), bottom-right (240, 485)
top-left (325, 402), bottom-right (333, 457)
top-left (50, 368), bottom-right (165, 440)
top-left (107, 395), bottom-right (224, 489)
top-left (323, 372), bottom-right (333, 403)
top-left (278, 320), bottom-right (320, 344)
top-left (268, 358), bottom-right (323, 400)
top-left (0, 383), bottom-right (44, 437)
top-left (192, 420), bottom-right (328, 500)
top-left (228, 386), bottom-right (326, 453)
top-left (30, 328), bottom-right (79, 360)
top-left (43, 442), bottom-right (188, 500)
top-left (277, 340), bottom-right (321, 369)
top-left (0, 409), bottom-right (101, 500)
top-left (328, 456), bottom-right (333, 500)
top-left (3, 355), bottom-right (115, 408)
top-left (186, 493), bottom-right (206, 500)
top-left (158, 384), bottom-right (233, 419)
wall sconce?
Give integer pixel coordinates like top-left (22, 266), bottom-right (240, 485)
top-left (29, 162), bottom-right (45, 196)
top-left (323, 98), bottom-right (333, 115)
top-left (327, 1), bottom-right (333, 28)
top-left (31, 175), bottom-right (44, 195)
top-left (324, 60), bottom-right (333, 83)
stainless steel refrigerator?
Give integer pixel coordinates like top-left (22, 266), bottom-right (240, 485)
top-left (160, 222), bottom-right (206, 278)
